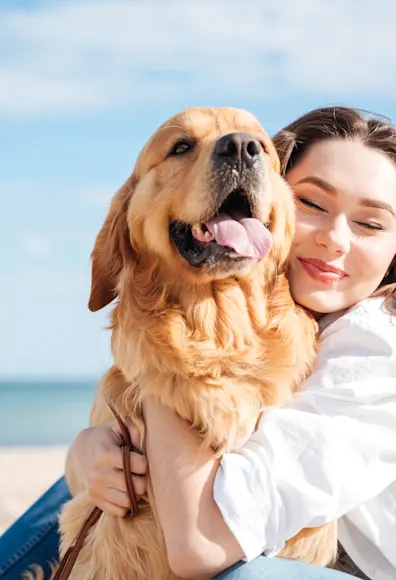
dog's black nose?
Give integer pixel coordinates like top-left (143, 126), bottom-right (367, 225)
top-left (214, 132), bottom-right (262, 168)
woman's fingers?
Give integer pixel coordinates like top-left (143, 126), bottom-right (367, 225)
top-left (94, 486), bottom-right (131, 509)
top-left (114, 418), bottom-right (145, 453)
top-left (106, 465), bottom-right (147, 494)
top-left (97, 421), bottom-right (146, 469)
top-left (94, 500), bottom-right (130, 518)
top-left (129, 423), bottom-right (145, 453)
top-left (87, 464), bottom-right (147, 502)
top-left (99, 447), bottom-right (148, 479)
top-left (130, 451), bottom-right (148, 475)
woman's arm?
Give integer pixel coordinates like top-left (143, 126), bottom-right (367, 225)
top-left (144, 298), bottom-right (396, 578)
top-left (144, 398), bottom-right (243, 579)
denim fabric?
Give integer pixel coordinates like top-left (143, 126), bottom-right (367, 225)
top-left (216, 557), bottom-right (358, 580)
top-left (0, 477), bottom-right (71, 579)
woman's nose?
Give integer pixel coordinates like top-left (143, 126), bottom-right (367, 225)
top-left (315, 216), bottom-right (351, 255)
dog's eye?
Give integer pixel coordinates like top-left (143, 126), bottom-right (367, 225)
top-left (169, 139), bottom-right (194, 157)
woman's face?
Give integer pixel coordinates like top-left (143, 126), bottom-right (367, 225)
top-left (287, 139), bottom-right (396, 315)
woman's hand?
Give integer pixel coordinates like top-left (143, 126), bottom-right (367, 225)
top-left (65, 419), bottom-right (148, 517)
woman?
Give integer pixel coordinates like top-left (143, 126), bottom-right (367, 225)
top-left (1, 106), bottom-right (395, 580)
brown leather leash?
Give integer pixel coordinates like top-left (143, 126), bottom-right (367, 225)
top-left (53, 403), bottom-right (139, 580)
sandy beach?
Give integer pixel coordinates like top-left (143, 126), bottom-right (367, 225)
top-left (0, 447), bottom-right (68, 536)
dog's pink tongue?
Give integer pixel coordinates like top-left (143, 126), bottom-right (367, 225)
top-left (205, 213), bottom-right (272, 259)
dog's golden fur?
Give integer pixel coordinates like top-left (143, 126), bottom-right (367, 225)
top-left (57, 107), bottom-right (337, 579)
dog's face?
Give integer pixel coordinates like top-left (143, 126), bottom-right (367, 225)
top-left (89, 107), bottom-right (295, 311)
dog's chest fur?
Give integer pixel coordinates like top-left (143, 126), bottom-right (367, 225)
top-left (104, 270), bottom-right (317, 453)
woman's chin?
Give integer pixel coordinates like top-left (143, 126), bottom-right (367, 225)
top-left (291, 290), bottom-right (351, 317)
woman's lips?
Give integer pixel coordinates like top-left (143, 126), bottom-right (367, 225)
top-left (297, 257), bottom-right (348, 285)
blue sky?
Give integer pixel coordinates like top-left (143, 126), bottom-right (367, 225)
top-left (1, 0), bottom-right (396, 378)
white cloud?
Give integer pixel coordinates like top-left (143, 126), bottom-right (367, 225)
top-left (1, 0), bottom-right (396, 116)
top-left (19, 232), bottom-right (52, 257)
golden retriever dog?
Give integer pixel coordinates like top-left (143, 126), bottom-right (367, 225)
top-left (58, 107), bottom-right (337, 579)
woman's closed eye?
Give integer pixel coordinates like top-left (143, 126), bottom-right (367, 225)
top-left (355, 221), bottom-right (384, 232)
top-left (297, 197), bottom-right (326, 212)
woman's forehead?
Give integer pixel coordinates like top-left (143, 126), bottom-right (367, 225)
top-left (293, 138), bottom-right (396, 208)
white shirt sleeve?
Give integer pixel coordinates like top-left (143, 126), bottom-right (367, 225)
top-left (213, 298), bottom-right (396, 562)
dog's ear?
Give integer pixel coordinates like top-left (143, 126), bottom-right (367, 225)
top-left (88, 175), bottom-right (136, 312)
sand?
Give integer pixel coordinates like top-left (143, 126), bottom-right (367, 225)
top-left (0, 446), bottom-right (68, 536)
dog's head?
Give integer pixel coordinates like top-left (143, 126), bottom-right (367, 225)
top-left (88, 107), bottom-right (294, 312)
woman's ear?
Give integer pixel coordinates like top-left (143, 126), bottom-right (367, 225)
top-left (88, 175), bottom-right (136, 312)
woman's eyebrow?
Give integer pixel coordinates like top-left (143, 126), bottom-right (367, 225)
top-left (294, 176), bottom-right (338, 195)
top-left (360, 198), bottom-right (396, 218)
top-left (294, 176), bottom-right (396, 218)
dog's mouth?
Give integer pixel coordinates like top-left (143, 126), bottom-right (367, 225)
top-left (169, 189), bottom-right (272, 268)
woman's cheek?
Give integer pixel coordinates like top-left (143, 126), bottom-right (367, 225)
top-left (293, 214), bottom-right (316, 241)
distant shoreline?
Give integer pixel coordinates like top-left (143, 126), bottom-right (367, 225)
top-left (0, 381), bottom-right (95, 445)
top-left (0, 377), bottom-right (101, 384)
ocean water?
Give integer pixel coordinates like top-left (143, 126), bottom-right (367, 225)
top-left (0, 380), bottom-right (98, 446)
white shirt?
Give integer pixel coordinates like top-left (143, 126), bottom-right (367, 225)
top-left (214, 297), bottom-right (396, 580)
